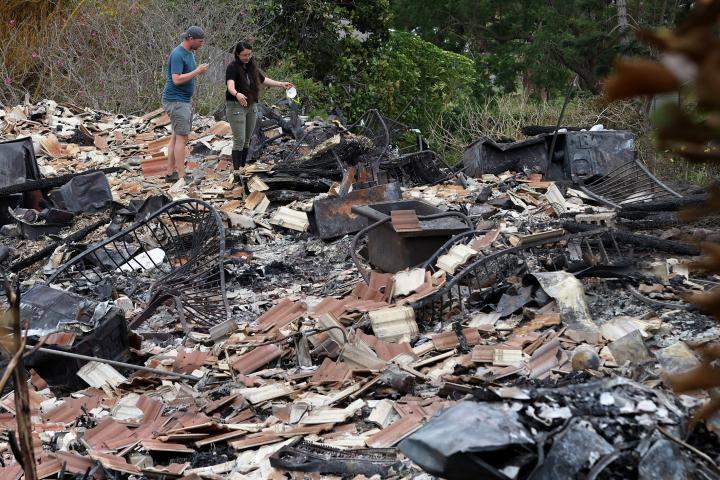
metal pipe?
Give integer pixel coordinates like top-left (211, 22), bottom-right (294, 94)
top-left (351, 217), bottom-right (391, 283)
top-left (548, 75), bottom-right (578, 165)
top-left (25, 346), bottom-right (199, 381)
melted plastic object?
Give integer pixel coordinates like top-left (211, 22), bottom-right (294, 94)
top-left (0, 137), bottom-right (41, 224)
top-left (399, 402), bottom-right (535, 480)
top-left (20, 285), bottom-right (96, 337)
top-left (531, 420), bottom-right (614, 480)
top-left (51, 171), bottom-right (113, 213)
top-left (0, 137), bottom-right (40, 187)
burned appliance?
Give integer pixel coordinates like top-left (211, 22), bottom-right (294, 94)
top-left (351, 200), bottom-right (471, 275)
top-left (313, 182), bottom-right (402, 240)
top-left (463, 130), bottom-right (637, 181)
top-left (0, 137), bottom-right (42, 224)
top-left (462, 129), bottom-right (681, 207)
top-left (19, 285), bottom-right (130, 389)
top-left (462, 136), bottom-right (549, 178)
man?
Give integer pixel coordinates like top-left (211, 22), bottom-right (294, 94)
top-left (162, 26), bottom-right (208, 181)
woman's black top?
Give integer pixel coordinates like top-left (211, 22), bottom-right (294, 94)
top-left (225, 61), bottom-right (265, 103)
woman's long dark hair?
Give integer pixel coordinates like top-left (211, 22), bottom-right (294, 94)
top-left (233, 41), bottom-right (261, 97)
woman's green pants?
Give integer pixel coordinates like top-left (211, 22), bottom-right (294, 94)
top-left (226, 101), bottom-right (257, 150)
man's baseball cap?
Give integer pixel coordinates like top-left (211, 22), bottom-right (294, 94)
top-left (183, 26), bottom-right (205, 40)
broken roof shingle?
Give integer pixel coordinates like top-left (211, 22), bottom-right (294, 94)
top-left (232, 344), bottom-right (283, 374)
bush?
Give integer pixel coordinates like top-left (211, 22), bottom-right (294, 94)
top-left (327, 30), bottom-right (478, 131)
top-left (262, 58), bottom-right (333, 120)
top-left (264, 0), bottom-right (391, 82)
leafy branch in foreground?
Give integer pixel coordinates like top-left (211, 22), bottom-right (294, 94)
top-left (603, 0), bottom-right (720, 428)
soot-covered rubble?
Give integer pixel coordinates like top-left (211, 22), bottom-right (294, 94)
top-left (0, 99), bottom-right (718, 479)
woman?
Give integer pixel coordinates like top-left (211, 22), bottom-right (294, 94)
top-left (226, 41), bottom-right (293, 171)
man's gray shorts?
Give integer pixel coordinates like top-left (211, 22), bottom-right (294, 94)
top-left (162, 101), bottom-right (192, 136)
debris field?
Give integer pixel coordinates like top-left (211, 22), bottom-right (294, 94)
top-left (0, 99), bottom-right (718, 479)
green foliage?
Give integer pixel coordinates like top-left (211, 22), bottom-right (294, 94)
top-left (263, 58), bottom-right (331, 119)
top-left (263, 0), bottom-right (391, 81)
top-left (325, 30), bottom-right (477, 133)
top-left (391, 0), bottom-right (691, 95)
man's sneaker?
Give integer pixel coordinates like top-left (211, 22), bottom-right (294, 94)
top-left (164, 172), bottom-right (179, 183)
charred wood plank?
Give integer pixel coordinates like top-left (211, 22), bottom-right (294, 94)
top-left (263, 175), bottom-right (334, 193)
top-left (563, 221), bottom-right (700, 256)
top-left (4, 281), bottom-right (38, 480)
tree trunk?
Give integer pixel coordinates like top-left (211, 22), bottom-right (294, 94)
top-left (617, 0), bottom-right (630, 46)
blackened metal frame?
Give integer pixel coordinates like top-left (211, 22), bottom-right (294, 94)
top-left (47, 199), bottom-right (229, 331)
top-left (579, 159), bottom-right (682, 208)
top-left (410, 228), bottom-right (623, 322)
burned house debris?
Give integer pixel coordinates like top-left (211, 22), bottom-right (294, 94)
top-left (462, 129), bottom-right (684, 209)
top-left (0, 98), bottom-right (718, 480)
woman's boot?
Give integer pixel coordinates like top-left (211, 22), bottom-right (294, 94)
top-left (231, 149), bottom-right (244, 170)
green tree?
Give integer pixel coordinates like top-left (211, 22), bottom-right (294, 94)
top-left (329, 30), bottom-right (477, 132)
top-left (391, 0), bottom-right (691, 95)
top-left (264, 0), bottom-right (391, 81)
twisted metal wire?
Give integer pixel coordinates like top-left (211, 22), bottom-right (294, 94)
top-left (47, 199), bottom-right (229, 330)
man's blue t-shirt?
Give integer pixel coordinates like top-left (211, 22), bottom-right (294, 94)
top-left (162, 45), bottom-right (196, 103)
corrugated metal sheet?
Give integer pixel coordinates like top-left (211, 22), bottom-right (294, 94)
top-left (141, 439), bottom-right (195, 453)
top-left (53, 452), bottom-right (95, 475)
top-left (194, 429), bottom-right (248, 447)
top-left (471, 345), bottom-right (495, 363)
top-left (229, 432), bottom-right (283, 450)
top-left (372, 340), bottom-right (414, 362)
top-left (43, 331), bottom-right (76, 347)
top-left (270, 207), bottom-right (310, 232)
top-left (225, 407), bottom-right (255, 423)
top-left (83, 417), bottom-right (138, 451)
top-left (431, 328), bottom-right (481, 350)
top-left (43, 395), bottom-right (103, 424)
top-left (90, 451), bottom-right (142, 475)
top-left (0, 463), bottom-right (21, 480)
top-left (343, 299), bottom-right (389, 313)
top-left (36, 455), bottom-right (62, 479)
top-left (203, 393), bottom-right (240, 414)
top-left (276, 423), bottom-right (334, 437)
top-left (245, 191), bottom-right (270, 213)
top-left (470, 229), bottom-right (501, 250)
top-left (141, 155), bottom-right (172, 177)
top-left (352, 272), bottom-right (394, 302)
top-left (368, 306), bottom-right (418, 343)
top-left (143, 462), bottom-right (190, 476)
top-left (174, 348), bottom-right (211, 374)
top-left (366, 412), bottom-right (424, 448)
top-left (309, 297), bottom-right (347, 319)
